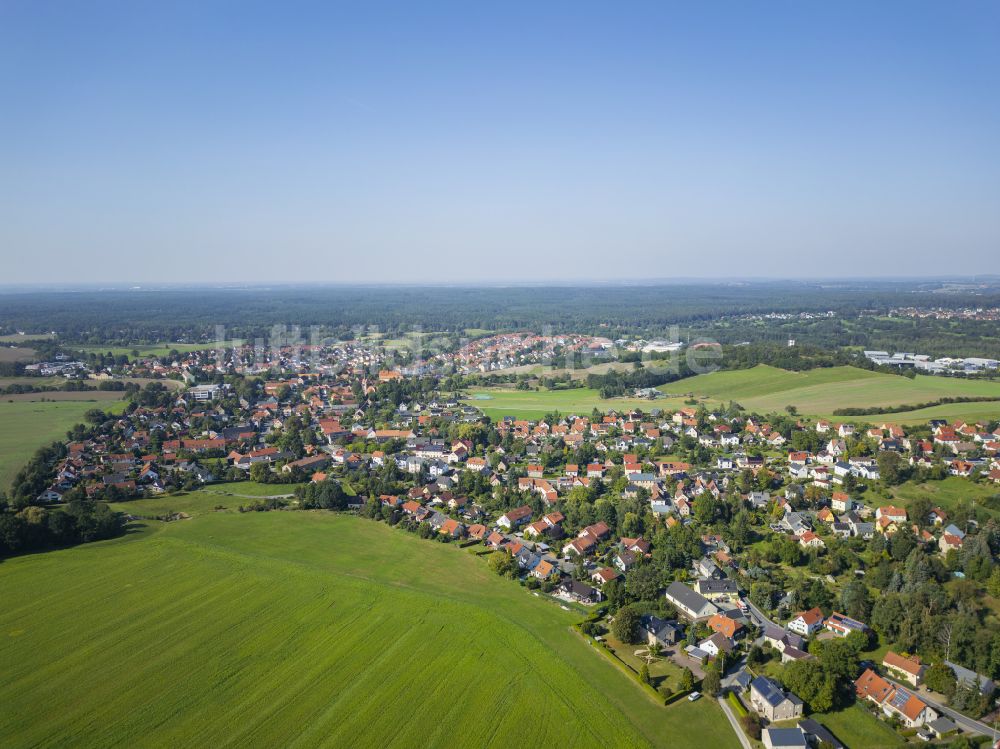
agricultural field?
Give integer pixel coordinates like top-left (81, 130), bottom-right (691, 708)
top-left (0, 500), bottom-right (737, 749)
top-left (464, 365), bottom-right (1000, 423)
top-left (660, 365), bottom-right (1000, 423)
top-left (0, 333), bottom-right (56, 343)
top-left (72, 342), bottom-right (234, 359)
top-left (486, 361), bottom-right (637, 380)
top-left (0, 346), bottom-right (37, 363)
top-left (463, 387), bottom-right (687, 421)
top-left (0, 390), bottom-right (126, 403)
top-left (0, 399), bottom-right (127, 490)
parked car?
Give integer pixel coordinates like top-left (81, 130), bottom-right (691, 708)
top-left (687, 691), bottom-right (701, 702)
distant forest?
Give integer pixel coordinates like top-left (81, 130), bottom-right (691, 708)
top-left (2, 282), bottom-right (1000, 358)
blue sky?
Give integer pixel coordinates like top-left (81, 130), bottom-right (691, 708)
top-left (1, 1), bottom-right (998, 283)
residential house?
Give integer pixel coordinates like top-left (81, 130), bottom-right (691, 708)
top-left (787, 607), bottom-right (824, 637)
top-left (882, 651), bottom-right (924, 687)
top-left (497, 505), bottom-right (532, 530)
top-left (640, 614), bottom-right (682, 648)
top-left (558, 579), bottom-right (602, 604)
top-left (665, 581), bottom-right (718, 620)
top-left (762, 727), bottom-right (808, 749)
top-left (749, 676), bottom-right (804, 722)
top-left (825, 611), bottom-right (867, 638)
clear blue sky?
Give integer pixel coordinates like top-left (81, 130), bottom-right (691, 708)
top-left (1, 0), bottom-right (998, 284)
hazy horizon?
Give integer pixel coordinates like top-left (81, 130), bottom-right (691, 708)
top-left (2, 1), bottom-right (999, 284)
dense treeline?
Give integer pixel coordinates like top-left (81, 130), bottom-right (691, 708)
top-left (1, 379), bottom-right (126, 395)
top-left (586, 363), bottom-right (695, 397)
top-left (717, 343), bottom-right (872, 371)
top-left (0, 501), bottom-right (125, 558)
top-left (3, 283), bottom-right (1000, 346)
top-left (834, 395), bottom-right (1000, 416)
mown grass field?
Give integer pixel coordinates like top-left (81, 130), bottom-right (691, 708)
top-left (0, 399), bottom-right (126, 490)
top-left (660, 364), bottom-right (1000, 423)
top-left (0, 495), bottom-right (737, 749)
top-left (809, 705), bottom-right (903, 748)
top-left (464, 387), bottom-right (687, 420)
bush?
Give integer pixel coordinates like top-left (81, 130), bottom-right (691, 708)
top-left (741, 714), bottom-right (762, 740)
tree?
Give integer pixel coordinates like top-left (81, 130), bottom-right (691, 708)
top-left (877, 450), bottom-right (905, 486)
top-left (840, 579), bottom-right (872, 622)
top-left (783, 659), bottom-right (837, 712)
top-left (639, 663), bottom-right (651, 685)
top-left (625, 564), bottom-right (661, 603)
top-left (988, 567), bottom-right (1000, 599)
top-left (702, 664), bottom-right (721, 697)
top-left (679, 667), bottom-right (695, 692)
top-left (249, 461), bottom-right (270, 483)
top-left (488, 549), bottom-right (518, 579)
top-left (612, 605), bottom-right (641, 644)
top-left (889, 527), bottom-right (917, 561)
top-left (740, 714), bottom-right (762, 740)
top-left (924, 662), bottom-right (957, 697)
top-left (750, 580), bottom-right (778, 611)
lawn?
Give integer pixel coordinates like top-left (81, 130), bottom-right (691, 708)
top-left (809, 704), bottom-right (903, 748)
top-left (463, 387), bottom-right (688, 421)
top-left (661, 364), bottom-right (1000, 422)
top-left (602, 631), bottom-right (685, 692)
top-left (0, 503), bottom-right (738, 749)
top-left (0, 398), bottom-right (126, 490)
top-left (198, 480), bottom-right (307, 497)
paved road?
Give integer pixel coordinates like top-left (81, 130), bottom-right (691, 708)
top-left (717, 694), bottom-right (752, 749)
top-left (744, 599), bottom-right (777, 630)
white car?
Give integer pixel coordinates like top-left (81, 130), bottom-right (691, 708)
top-left (687, 691), bottom-right (701, 702)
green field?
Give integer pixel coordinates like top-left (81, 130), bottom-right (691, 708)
top-left (0, 333), bottom-right (56, 343)
top-left (73, 342), bottom-right (234, 359)
top-left (0, 399), bottom-right (126, 490)
top-left (463, 366), bottom-right (1000, 423)
top-left (464, 387), bottom-right (687, 420)
top-left (809, 705), bottom-right (903, 748)
top-left (198, 480), bottom-right (307, 498)
top-left (0, 495), bottom-right (737, 748)
top-left (660, 365), bottom-right (1000, 423)
top-left (865, 476), bottom-right (1000, 520)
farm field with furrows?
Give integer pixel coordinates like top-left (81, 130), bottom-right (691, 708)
top-left (0, 494), bottom-right (737, 749)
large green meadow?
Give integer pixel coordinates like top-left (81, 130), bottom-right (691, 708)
top-left (661, 364), bottom-right (1000, 422)
top-left (463, 387), bottom-right (687, 420)
top-left (464, 365), bottom-right (1000, 423)
top-left (0, 399), bottom-right (126, 490)
top-left (0, 494), bottom-right (736, 749)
